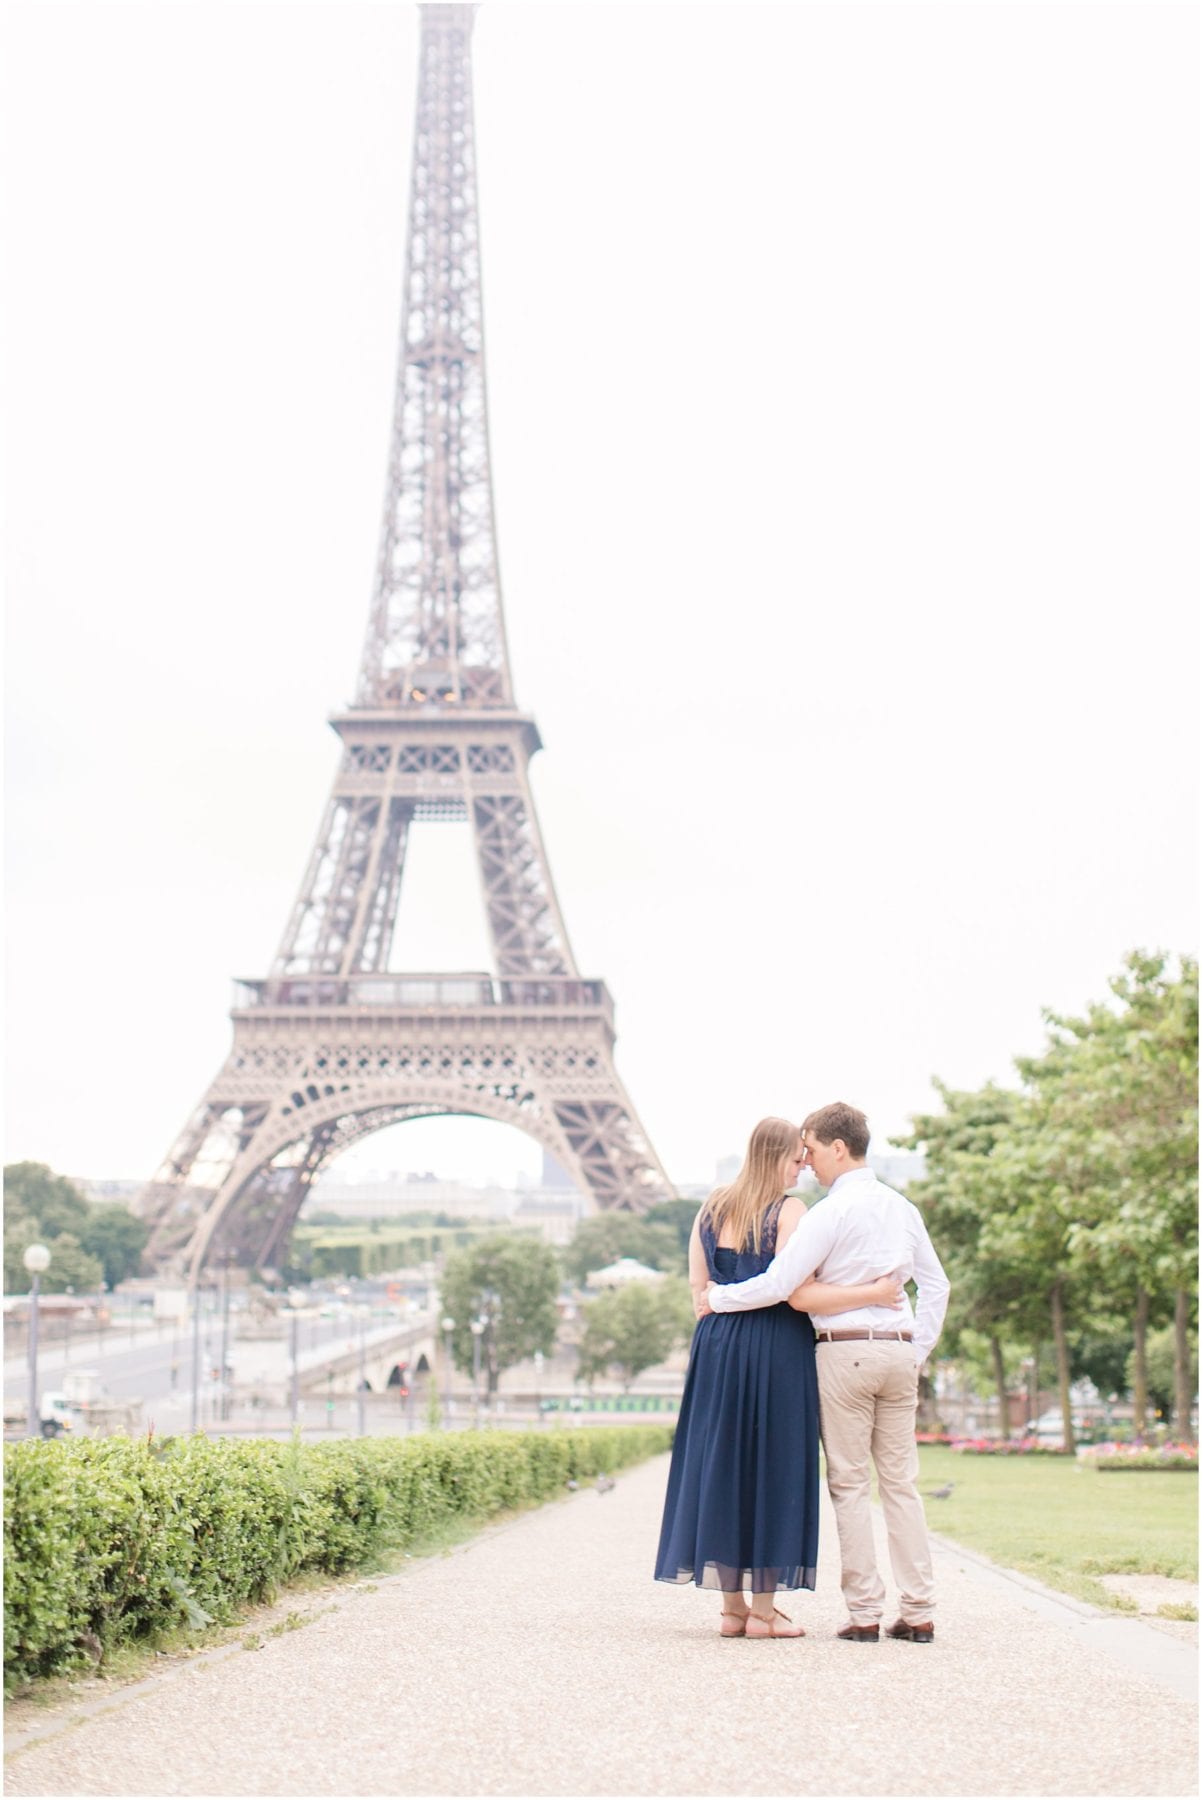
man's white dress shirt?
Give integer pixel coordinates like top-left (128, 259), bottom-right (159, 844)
top-left (707, 1166), bottom-right (950, 1367)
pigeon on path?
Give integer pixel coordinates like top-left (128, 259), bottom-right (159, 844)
top-left (924, 1481), bottom-right (956, 1499)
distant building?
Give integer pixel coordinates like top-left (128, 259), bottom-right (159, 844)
top-left (585, 1257), bottom-right (666, 1289)
top-left (541, 1150), bottom-right (576, 1190)
top-left (297, 1171), bottom-right (595, 1247)
top-left (870, 1147), bottom-right (926, 1193)
top-left (70, 1179), bottom-right (142, 1206)
top-left (511, 1188), bottom-right (589, 1247)
top-left (303, 1175), bottom-right (515, 1223)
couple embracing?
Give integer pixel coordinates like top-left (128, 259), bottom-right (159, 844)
top-left (654, 1103), bottom-right (950, 1642)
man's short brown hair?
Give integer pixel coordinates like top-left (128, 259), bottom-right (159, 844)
top-left (802, 1102), bottom-right (870, 1160)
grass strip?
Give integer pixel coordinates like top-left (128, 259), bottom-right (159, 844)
top-left (913, 1445), bottom-right (1198, 1611)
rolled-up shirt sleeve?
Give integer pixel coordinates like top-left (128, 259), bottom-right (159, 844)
top-left (707, 1207), bottom-right (839, 1311)
top-left (911, 1222), bottom-right (950, 1367)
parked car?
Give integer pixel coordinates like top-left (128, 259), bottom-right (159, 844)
top-left (1026, 1408), bottom-right (1092, 1442)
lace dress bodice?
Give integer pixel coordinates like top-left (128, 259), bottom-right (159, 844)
top-left (700, 1198), bottom-right (786, 1286)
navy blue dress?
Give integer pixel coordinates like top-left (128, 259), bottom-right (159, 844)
top-left (654, 1200), bottom-right (819, 1593)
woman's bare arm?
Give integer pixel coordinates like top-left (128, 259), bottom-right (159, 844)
top-left (688, 1211), bottom-right (710, 1319)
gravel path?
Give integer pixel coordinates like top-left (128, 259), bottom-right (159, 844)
top-left (5, 1453), bottom-right (1197, 1797)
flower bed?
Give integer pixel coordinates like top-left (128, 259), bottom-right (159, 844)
top-left (1079, 1441), bottom-right (1198, 1472)
top-left (948, 1436), bottom-right (1072, 1457)
top-left (3, 1423), bottom-right (673, 1687)
top-left (915, 1431), bottom-right (956, 1445)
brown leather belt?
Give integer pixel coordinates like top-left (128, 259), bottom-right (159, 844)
top-left (815, 1329), bottom-right (913, 1343)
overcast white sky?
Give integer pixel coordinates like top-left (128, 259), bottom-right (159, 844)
top-left (5, 1), bottom-right (1198, 1197)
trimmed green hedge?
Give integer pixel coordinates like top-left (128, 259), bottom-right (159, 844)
top-left (3, 1425), bottom-right (672, 1686)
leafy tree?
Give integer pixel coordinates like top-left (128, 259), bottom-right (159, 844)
top-left (78, 1206), bottom-right (149, 1290)
top-left (991, 1093), bottom-right (1107, 1454)
top-left (576, 1278), bottom-right (694, 1389)
top-left (904, 952), bottom-right (1198, 1447)
top-left (440, 1233), bottom-right (560, 1393)
top-left (31, 1232), bottom-right (104, 1294)
top-left (560, 1213), bottom-right (681, 1286)
top-left (4, 1162), bottom-right (89, 1239)
top-left (1128, 1324), bottom-right (1199, 1423)
top-left (4, 1163), bottom-right (103, 1293)
top-left (641, 1200), bottom-right (698, 1269)
top-left (902, 1082), bottom-right (1037, 1435)
top-left (1069, 1325), bottom-right (1136, 1399)
top-left (1031, 952), bottom-right (1197, 1438)
top-left (4, 1210), bottom-right (47, 1293)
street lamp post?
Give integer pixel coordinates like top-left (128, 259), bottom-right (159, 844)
top-left (1021, 1357), bottom-right (1036, 1437)
top-left (533, 1349), bottom-right (544, 1423)
top-left (24, 1244), bottom-right (51, 1440)
top-left (288, 1292), bottom-right (303, 1428)
top-left (190, 1277), bottom-right (203, 1434)
top-left (441, 1316), bottom-right (455, 1428)
top-left (470, 1319), bottom-right (485, 1428)
top-left (480, 1288), bottom-right (501, 1423)
top-left (219, 1258), bottom-right (232, 1423)
top-left (356, 1306), bottom-right (368, 1438)
top-left (64, 1285), bottom-right (75, 1365)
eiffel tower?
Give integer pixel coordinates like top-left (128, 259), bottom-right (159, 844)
top-left (138, 2), bottom-right (673, 1278)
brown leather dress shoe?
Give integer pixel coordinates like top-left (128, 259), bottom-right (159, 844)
top-left (836, 1623), bottom-right (880, 1642)
top-left (887, 1618), bottom-right (934, 1643)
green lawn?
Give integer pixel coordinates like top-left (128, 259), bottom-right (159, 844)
top-left (900, 1446), bottom-right (1198, 1612)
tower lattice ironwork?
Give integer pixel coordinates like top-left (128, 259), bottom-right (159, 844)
top-left (138, 2), bottom-right (672, 1277)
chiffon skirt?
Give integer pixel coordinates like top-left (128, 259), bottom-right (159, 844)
top-left (654, 1302), bottom-right (819, 1593)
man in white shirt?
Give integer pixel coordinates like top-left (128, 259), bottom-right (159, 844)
top-left (704, 1101), bottom-right (950, 1643)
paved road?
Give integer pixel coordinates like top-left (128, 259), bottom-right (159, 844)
top-left (4, 1316), bottom-right (435, 1440)
top-left (3, 1315), bottom-right (418, 1409)
top-left (5, 1454), bottom-right (1197, 1797)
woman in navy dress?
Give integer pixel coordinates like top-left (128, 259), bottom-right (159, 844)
top-left (654, 1116), bottom-right (902, 1637)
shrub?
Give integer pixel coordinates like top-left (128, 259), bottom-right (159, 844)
top-left (1081, 1441), bottom-right (1199, 1472)
top-left (3, 1425), bottom-right (671, 1686)
top-left (949, 1437), bottom-right (1072, 1457)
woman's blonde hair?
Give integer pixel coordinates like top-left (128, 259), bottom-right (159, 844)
top-left (699, 1116), bottom-right (800, 1255)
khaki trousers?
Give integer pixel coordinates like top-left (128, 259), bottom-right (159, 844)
top-left (816, 1339), bottom-right (935, 1625)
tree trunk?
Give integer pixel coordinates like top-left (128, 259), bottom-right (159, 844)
top-left (1173, 1286), bottom-right (1194, 1442)
top-left (1050, 1283), bottom-right (1075, 1453)
top-left (1131, 1286), bottom-right (1149, 1440)
top-left (989, 1335), bottom-right (1010, 1439)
